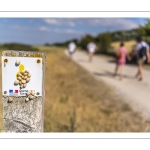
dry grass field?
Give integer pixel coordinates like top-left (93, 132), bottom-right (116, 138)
top-left (111, 40), bottom-right (137, 53)
top-left (0, 52), bottom-right (2, 131)
top-left (42, 47), bottom-right (150, 132)
top-left (0, 45), bottom-right (150, 132)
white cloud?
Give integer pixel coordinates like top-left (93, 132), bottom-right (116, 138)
top-left (38, 26), bottom-right (50, 31)
top-left (68, 21), bottom-right (75, 27)
top-left (42, 18), bottom-right (76, 27)
top-left (43, 19), bottom-right (59, 25)
top-left (11, 25), bottom-right (31, 31)
top-left (70, 18), bottom-right (139, 30)
top-left (96, 18), bottom-right (139, 30)
top-left (42, 18), bottom-right (140, 30)
top-left (38, 26), bottom-right (83, 35)
top-left (65, 29), bottom-right (77, 34)
top-left (53, 29), bottom-right (82, 34)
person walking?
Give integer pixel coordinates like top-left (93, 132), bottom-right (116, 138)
top-left (87, 42), bottom-right (97, 62)
top-left (132, 36), bottom-right (150, 81)
top-left (114, 42), bottom-right (131, 80)
top-left (68, 42), bottom-right (76, 60)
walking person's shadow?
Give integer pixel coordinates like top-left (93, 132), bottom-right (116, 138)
top-left (93, 70), bottom-right (133, 79)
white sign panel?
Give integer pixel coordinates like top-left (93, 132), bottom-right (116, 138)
top-left (2, 56), bottom-right (43, 96)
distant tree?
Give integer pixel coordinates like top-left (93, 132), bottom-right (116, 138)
top-left (44, 43), bottom-right (51, 46)
top-left (138, 19), bottom-right (150, 44)
top-left (51, 38), bottom-right (79, 47)
top-left (97, 32), bottom-right (112, 53)
top-left (2, 43), bottom-right (38, 51)
top-left (80, 34), bottom-right (95, 50)
top-left (112, 33), bottom-right (121, 41)
top-left (111, 29), bottom-right (138, 42)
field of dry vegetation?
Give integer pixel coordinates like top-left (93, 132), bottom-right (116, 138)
top-left (0, 52), bottom-right (2, 131)
top-left (42, 46), bottom-right (150, 132)
top-left (111, 40), bottom-right (137, 53)
top-left (0, 44), bottom-right (150, 132)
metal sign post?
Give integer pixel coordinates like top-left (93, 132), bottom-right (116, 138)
top-left (1, 50), bottom-right (46, 132)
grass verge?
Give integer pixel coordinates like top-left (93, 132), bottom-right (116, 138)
top-left (43, 48), bottom-right (150, 132)
top-left (0, 46), bottom-right (150, 132)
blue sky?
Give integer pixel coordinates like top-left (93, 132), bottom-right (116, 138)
top-left (0, 18), bottom-right (148, 45)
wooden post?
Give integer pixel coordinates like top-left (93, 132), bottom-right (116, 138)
top-left (1, 50), bottom-right (46, 132)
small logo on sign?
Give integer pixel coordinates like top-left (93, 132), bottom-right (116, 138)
top-left (9, 90), bottom-right (18, 95)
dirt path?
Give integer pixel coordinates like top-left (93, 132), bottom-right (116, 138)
top-left (65, 50), bottom-right (150, 119)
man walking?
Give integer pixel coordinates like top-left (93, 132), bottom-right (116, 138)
top-left (87, 42), bottom-right (97, 62)
top-left (134, 37), bottom-right (150, 81)
top-left (68, 42), bottom-right (76, 60)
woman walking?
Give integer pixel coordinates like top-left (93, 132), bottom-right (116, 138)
top-left (114, 42), bottom-right (130, 80)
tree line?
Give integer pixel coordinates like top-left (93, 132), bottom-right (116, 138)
top-left (0, 43), bottom-right (39, 51)
top-left (46, 19), bottom-right (150, 54)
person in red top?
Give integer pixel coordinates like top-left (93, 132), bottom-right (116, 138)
top-left (114, 42), bottom-right (131, 80)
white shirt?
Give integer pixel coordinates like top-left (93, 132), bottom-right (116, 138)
top-left (87, 42), bottom-right (97, 53)
top-left (136, 41), bottom-right (149, 51)
top-left (68, 42), bottom-right (76, 53)
top-left (136, 41), bottom-right (149, 59)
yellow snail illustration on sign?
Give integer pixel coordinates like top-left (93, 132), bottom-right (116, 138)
top-left (14, 61), bottom-right (31, 89)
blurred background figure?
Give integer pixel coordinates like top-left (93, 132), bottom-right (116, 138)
top-left (87, 42), bottom-right (97, 62)
top-left (114, 42), bottom-right (131, 80)
top-left (131, 36), bottom-right (150, 81)
top-left (68, 42), bottom-right (76, 60)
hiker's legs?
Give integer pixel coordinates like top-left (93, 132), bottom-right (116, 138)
top-left (135, 59), bottom-right (141, 77)
top-left (135, 70), bottom-right (140, 78)
top-left (138, 65), bottom-right (143, 81)
top-left (69, 52), bottom-right (73, 60)
top-left (137, 59), bottom-right (143, 81)
top-left (114, 63), bottom-right (119, 76)
top-left (89, 53), bottom-right (93, 62)
top-left (119, 65), bottom-right (124, 80)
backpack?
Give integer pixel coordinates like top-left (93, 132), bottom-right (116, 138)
top-left (116, 51), bottom-right (122, 59)
top-left (139, 46), bottom-right (146, 58)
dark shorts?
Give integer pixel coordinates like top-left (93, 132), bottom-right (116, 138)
top-left (69, 51), bottom-right (74, 55)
